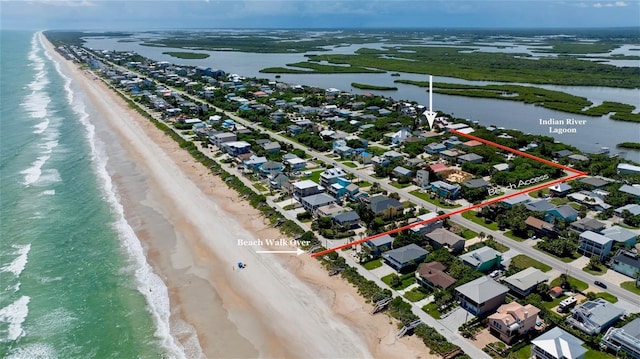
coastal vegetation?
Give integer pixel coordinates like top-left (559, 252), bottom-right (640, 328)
top-left (260, 62), bottom-right (384, 74)
top-left (162, 51), bottom-right (210, 59)
top-left (395, 81), bottom-right (640, 122)
top-left (350, 83), bottom-right (397, 91)
top-left (617, 142), bottom-right (640, 149)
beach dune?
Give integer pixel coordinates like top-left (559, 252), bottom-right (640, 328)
top-left (42, 33), bottom-right (430, 359)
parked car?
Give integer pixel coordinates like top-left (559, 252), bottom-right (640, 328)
top-left (594, 281), bottom-right (607, 289)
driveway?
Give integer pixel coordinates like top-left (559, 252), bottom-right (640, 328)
top-left (440, 307), bottom-right (475, 332)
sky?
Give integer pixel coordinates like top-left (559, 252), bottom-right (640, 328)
top-left (1, 0), bottom-right (639, 30)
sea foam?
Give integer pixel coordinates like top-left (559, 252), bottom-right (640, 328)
top-left (7, 342), bottom-right (57, 359)
top-left (42, 31), bottom-right (190, 358)
top-left (1, 244), bottom-right (31, 277)
top-left (0, 296), bottom-right (30, 342)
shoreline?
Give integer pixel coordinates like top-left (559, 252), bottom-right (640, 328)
top-left (41, 33), bottom-right (431, 358)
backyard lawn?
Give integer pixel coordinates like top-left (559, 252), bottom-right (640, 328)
top-left (410, 190), bottom-right (461, 209)
top-left (404, 287), bottom-right (428, 302)
top-left (461, 211), bottom-right (499, 230)
top-left (550, 275), bottom-right (589, 292)
top-left (422, 302), bottom-right (442, 319)
top-left (308, 169), bottom-right (325, 184)
top-left (510, 254), bottom-right (552, 272)
top-left (504, 230), bottom-right (527, 242)
top-left (363, 258), bottom-right (383, 270)
top-left (382, 273), bottom-right (416, 290)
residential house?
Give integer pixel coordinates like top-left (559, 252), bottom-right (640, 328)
top-left (457, 153), bottom-right (484, 164)
top-left (600, 317), bottom-right (640, 359)
top-left (616, 204), bottom-right (640, 217)
top-left (383, 150), bottom-right (404, 160)
top-left (549, 182), bottom-right (573, 197)
top-left (546, 205), bottom-right (579, 223)
top-left (578, 231), bottom-right (614, 260)
top-left (525, 216), bottom-right (557, 238)
top-left (601, 227), bottom-right (638, 248)
top-left (455, 276), bottom-right (509, 317)
top-left (261, 141), bottom-right (281, 153)
top-left (269, 173), bottom-right (289, 190)
top-left (488, 302), bottom-right (541, 343)
top-left (501, 194), bottom-right (532, 208)
top-left (571, 218), bottom-right (606, 233)
top-left (569, 191), bottom-right (612, 212)
top-left (462, 140), bottom-right (483, 149)
top-left (531, 327), bottom-right (587, 359)
top-left (300, 193), bottom-right (337, 215)
top-left (259, 161), bottom-right (284, 177)
top-left (392, 166), bottom-right (413, 179)
top-left (357, 151), bottom-right (373, 165)
top-left (382, 243), bottom-right (428, 272)
top-left (363, 234), bottom-right (394, 256)
top-left (463, 178), bottom-right (490, 190)
top-left (331, 211), bottom-right (360, 229)
top-left (415, 170), bottom-right (430, 189)
top-left (222, 141), bottom-right (251, 157)
top-left (430, 181), bottom-right (461, 199)
top-left (566, 298), bottom-right (625, 335)
top-left (320, 168), bottom-right (346, 188)
top-left (553, 150), bottom-right (573, 159)
top-left (410, 213), bottom-right (443, 235)
top-left (568, 154), bottom-right (590, 163)
top-left (416, 262), bottom-right (456, 290)
top-left (440, 149), bottom-right (463, 163)
top-left (368, 195), bottom-right (404, 219)
top-left (618, 163), bottom-right (640, 175)
top-left (460, 246), bottom-right (502, 273)
top-left (430, 163), bottom-right (449, 174)
top-left (580, 177), bottom-right (609, 189)
top-left (619, 184), bottom-right (640, 198)
top-left (425, 142), bottom-right (447, 154)
top-left (243, 155), bottom-right (268, 171)
top-left (610, 250), bottom-right (640, 279)
top-left (285, 157), bottom-right (307, 171)
top-left (390, 127), bottom-right (411, 145)
top-left (493, 163), bottom-right (510, 172)
top-left (502, 267), bottom-right (549, 297)
top-left (425, 228), bottom-right (465, 254)
top-left (210, 132), bottom-right (237, 147)
top-left (526, 199), bottom-right (556, 212)
top-left (287, 125), bottom-right (303, 135)
top-left (334, 145), bottom-right (354, 158)
top-left (291, 180), bottom-right (322, 199)
top-left (326, 177), bottom-right (356, 199)
top-left (316, 204), bottom-right (344, 218)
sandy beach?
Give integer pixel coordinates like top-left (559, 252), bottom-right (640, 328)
top-left (42, 34), bottom-right (432, 359)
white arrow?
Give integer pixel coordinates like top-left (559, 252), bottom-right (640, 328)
top-left (256, 248), bottom-right (305, 256)
top-left (424, 75), bottom-right (437, 130)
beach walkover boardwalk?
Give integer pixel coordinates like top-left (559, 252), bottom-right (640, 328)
top-left (311, 129), bottom-right (588, 258)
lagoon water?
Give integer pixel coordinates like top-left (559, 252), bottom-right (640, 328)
top-left (0, 31), bottom-right (176, 358)
top-left (84, 34), bottom-right (640, 161)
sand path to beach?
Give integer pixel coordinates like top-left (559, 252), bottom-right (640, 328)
top-left (43, 34), bottom-right (431, 359)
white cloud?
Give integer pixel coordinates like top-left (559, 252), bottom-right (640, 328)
top-left (592, 1), bottom-right (627, 7)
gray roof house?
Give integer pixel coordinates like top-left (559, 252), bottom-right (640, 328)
top-left (392, 166), bottom-right (414, 178)
top-left (502, 267), bottom-right (549, 297)
top-left (426, 228), bottom-right (465, 254)
top-left (526, 199), bottom-right (556, 212)
top-left (601, 226), bottom-right (638, 248)
top-left (363, 234), bottom-right (393, 255)
top-left (616, 204), bottom-right (640, 217)
top-left (531, 327), bottom-right (587, 359)
top-left (463, 178), bottom-right (490, 189)
top-left (610, 250), bottom-right (640, 279)
top-left (600, 317), bottom-right (640, 359)
top-left (457, 153), bottom-right (484, 164)
top-left (570, 218), bottom-right (606, 233)
top-left (300, 193), bottom-right (336, 215)
top-left (578, 231), bottom-right (614, 260)
top-left (368, 195), bottom-right (404, 217)
top-left (619, 184), bottom-right (640, 198)
top-left (382, 244), bottom-right (428, 272)
top-left (331, 211), bottom-right (360, 229)
top-left (455, 276), bottom-right (509, 317)
top-left (566, 298), bottom-right (625, 335)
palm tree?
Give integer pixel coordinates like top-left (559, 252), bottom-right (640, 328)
top-left (479, 232), bottom-right (486, 242)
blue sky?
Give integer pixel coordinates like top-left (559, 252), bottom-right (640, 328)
top-left (1, 0), bottom-right (639, 30)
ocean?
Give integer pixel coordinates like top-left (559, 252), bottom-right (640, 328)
top-left (0, 31), bottom-right (184, 358)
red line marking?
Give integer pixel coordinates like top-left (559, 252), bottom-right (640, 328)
top-left (310, 130), bottom-right (588, 257)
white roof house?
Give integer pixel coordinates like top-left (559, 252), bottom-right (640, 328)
top-left (531, 327), bottom-right (587, 359)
